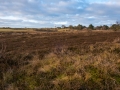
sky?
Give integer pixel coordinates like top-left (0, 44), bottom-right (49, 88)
top-left (0, 0), bottom-right (120, 28)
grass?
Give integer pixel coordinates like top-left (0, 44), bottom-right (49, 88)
top-left (0, 31), bottom-right (120, 90)
top-left (0, 28), bottom-right (33, 32)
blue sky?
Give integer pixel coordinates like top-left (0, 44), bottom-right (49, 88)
top-left (0, 0), bottom-right (120, 28)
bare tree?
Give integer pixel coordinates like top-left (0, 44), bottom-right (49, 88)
top-left (116, 21), bottom-right (120, 25)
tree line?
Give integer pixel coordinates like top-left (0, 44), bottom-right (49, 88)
top-left (60, 21), bottom-right (120, 31)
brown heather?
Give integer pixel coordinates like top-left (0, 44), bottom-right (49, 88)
top-left (0, 31), bottom-right (120, 90)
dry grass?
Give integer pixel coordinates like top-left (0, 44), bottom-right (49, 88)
top-left (0, 31), bottom-right (120, 90)
top-left (1, 43), bottom-right (120, 90)
top-left (0, 28), bottom-right (33, 32)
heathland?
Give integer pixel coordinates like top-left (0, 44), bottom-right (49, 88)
top-left (0, 29), bottom-right (120, 90)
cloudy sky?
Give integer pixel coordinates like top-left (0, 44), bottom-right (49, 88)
top-left (0, 0), bottom-right (120, 28)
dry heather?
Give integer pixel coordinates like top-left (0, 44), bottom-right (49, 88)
top-left (0, 31), bottom-right (120, 90)
top-left (1, 43), bottom-right (120, 90)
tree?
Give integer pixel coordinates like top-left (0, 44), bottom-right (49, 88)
top-left (95, 26), bottom-right (102, 30)
top-left (111, 21), bottom-right (120, 31)
top-left (111, 24), bottom-right (120, 31)
top-left (88, 24), bottom-right (94, 30)
top-left (102, 25), bottom-right (109, 30)
top-left (77, 24), bottom-right (83, 30)
top-left (61, 25), bottom-right (66, 28)
top-left (116, 21), bottom-right (120, 25)
top-left (69, 25), bottom-right (74, 29)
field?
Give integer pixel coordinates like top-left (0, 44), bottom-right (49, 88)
top-left (0, 30), bottom-right (120, 90)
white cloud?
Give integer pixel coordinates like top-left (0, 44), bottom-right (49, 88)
top-left (0, 0), bottom-right (120, 27)
top-left (0, 16), bottom-right (21, 20)
top-left (28, 0), bottom-right (34, 2)
top-left (53, 21), bottom-right (68, 25)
